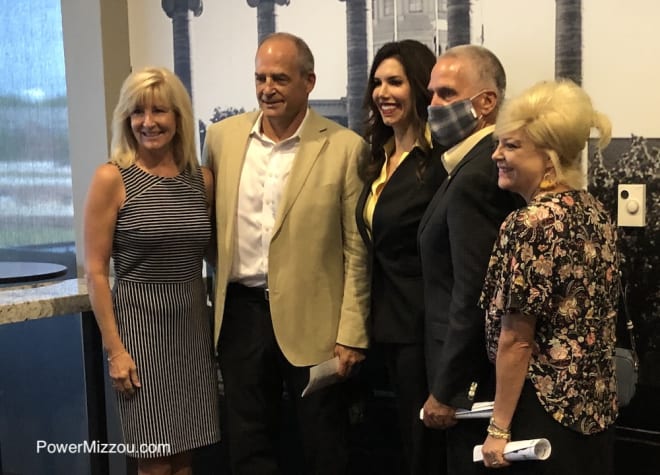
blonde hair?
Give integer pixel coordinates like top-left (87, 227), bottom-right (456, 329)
top-left (110, 66), bottom-right (197, 172)
top-left (495, 79), bottom-right (611, 189)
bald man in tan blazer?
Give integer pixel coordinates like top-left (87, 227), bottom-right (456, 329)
top-left (203, 32), bottom-right (369, 475)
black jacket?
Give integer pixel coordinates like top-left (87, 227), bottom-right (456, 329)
top-left (357, 145), bottom-right (447, 343)
top-left (418, 134), bottom-right (524, 408)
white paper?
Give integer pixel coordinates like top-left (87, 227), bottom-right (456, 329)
top-left (419, 401), bottom-right (494, 421)
top-left (455, 400), bottom-right (494, 419)
top-left (301, 356), bottom-right (341, 397)
top-left (472, 438), bottom-right (552, 462)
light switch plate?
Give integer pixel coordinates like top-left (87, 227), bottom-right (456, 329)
top-left (617, 184), bottom-right (646, 227)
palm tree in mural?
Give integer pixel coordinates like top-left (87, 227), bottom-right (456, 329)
top-left (247, 0), bottom-right (290, 45)
top-left (161, 0), bottom-right (204, 97)
top-left (446, 0), bottom-right (470, 47)
top-left (340, 0), bottom-right (368, 133)
top-left (555, 0), bottom-right (582, 85)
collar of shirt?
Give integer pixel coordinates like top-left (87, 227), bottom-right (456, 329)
top-left (364, 124), bottom-right (434, 232)
top-left (250, 107), bottom-right (310, 145)
top-left (370, 124), bottom-right (433, 197)
top-left (441, 124), bottom-right (495, 174)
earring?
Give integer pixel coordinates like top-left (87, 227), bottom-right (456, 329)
top-left (538, 171), bottom-right (556, 191)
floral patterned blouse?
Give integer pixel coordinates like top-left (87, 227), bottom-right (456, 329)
top-left (479, 190), bottom-right (619, 434)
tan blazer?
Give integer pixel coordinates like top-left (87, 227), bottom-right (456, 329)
top-left (203, 109), bottom-right (370, 366)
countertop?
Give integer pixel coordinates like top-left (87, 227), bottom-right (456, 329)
top-left (0, 278), bottom-right (91, 325)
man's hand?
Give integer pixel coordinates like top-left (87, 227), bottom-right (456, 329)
top-left (422, 393), bottom-right (457, 429)
top-left (334, 344), bottom-right (365, 377)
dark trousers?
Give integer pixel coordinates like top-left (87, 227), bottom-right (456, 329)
top-left (380, 342), bottom-right (446, 475)
top-left (217, 284), bottom-right (349, 475)
top-left (445, 417), bottom-right (489, 475)
top-left (423, 341), bottom-right (494, 475)
top-left (503, 379), bottom-right (615, 475)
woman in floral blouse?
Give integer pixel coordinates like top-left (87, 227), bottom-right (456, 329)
top-left (478, 80), bottom-right (619, 474)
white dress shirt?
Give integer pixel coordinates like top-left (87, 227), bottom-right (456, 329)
top-left (230, 110), bottom-right (309, 287)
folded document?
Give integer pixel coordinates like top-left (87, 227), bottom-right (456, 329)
top-left (419, 401), bottom-right (494, 420)
top-left (455, 400), bottom-right (493, 419)
top-left (472, 438), bottom-right (552, 462)
top-left (301, 356), bottom-right (341, 397)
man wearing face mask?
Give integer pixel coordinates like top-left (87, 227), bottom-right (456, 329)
top-left (417, 45), bottom-right (523, 474)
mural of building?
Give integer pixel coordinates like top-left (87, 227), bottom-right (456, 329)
top-left (372, 0), bottom-right (448, 55)
top-left (309, 98), bottom-right (348, 128)
top-left (305, 1), bottom-right (450, 130)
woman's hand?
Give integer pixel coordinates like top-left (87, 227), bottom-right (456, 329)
top-left (481, 435), bottom-right (510, 469)
top-left (108, 351), bottom-right (141, 397)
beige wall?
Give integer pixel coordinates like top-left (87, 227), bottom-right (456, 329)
top-left (62, 0), bottom-right (131, 273)
top-left (582, 0), bottom-right (658, 137)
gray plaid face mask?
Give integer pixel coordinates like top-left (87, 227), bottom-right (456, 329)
top-left (427, 98), bottom-right (479, 147)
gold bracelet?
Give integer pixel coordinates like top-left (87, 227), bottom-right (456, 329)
top-left (487, 423), bottom-right (511, 441)
top-left (489, 417), bottom-right (510, 433)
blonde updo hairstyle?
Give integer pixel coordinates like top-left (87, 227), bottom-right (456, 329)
top-left (494, 79), bottom-right (611, 189)
top-left (110, 66), bottom-right (198, 172)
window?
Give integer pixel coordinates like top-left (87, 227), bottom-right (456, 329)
top-left (437, 0), bottom-right (447, 15)
top-left (0, 4), bottom-right (82, 475)
top-left (384, 0), bottom-right (394, 16)
top-left (0, 0), bottom-right (73, 249)
top-left (409, 0), bottom-right (423, 13)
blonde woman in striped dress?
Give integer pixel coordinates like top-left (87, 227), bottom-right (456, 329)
top-left (83, 67), bottom-right (220, 475)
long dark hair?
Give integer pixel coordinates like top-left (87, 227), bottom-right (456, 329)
top-left (359, 39), bottom-right (437, 182)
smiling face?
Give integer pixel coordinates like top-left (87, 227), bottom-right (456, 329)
top-left (254, 36), bottom-right (315, 137)
top-left (130, 97), bottom-right (177, 156)
top-left (492, 128), bottom-right (551, 202)
top-left (371, 57), bottom-right (413, 133)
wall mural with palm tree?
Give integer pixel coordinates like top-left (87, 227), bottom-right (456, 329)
top-left (447, 0), bottom-right (470, 47)
top-left (555, 0), bottom-right (582, 85)
top-left (340, 0), bottom-right (368, 131)
top-left (161, 0), bottom-right (203, 97)
top-left (247, 0), bottom-right (291, 45)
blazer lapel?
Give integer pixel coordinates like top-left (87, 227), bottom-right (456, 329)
top-left (356, 182), bottom-right (373, 249)
top-left (418, 134), bottom-right (493, 235)
top-left (220, 112), bottom-right (258, 246)
top-left (418, 145), bottom-right (449, 234)
top-left (418, 174), bottom-right (449, 234)
top-left (271, 109), bottom-right (326, 237)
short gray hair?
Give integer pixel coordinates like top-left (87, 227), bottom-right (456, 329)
top-left (443, 44), bottom-right (506, 101)
top-left (258, 32), bottom-right (315, 75)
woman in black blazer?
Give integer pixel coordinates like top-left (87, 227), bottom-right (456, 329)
top-left (356, 40), bottom-right (447, 475)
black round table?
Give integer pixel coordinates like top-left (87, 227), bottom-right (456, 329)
top-left (0, 261), bottom-right (68, 285)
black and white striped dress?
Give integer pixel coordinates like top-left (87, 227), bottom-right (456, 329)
top-left (111, 164), bottom-right (220, 457)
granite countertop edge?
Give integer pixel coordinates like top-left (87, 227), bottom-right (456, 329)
top-left (0, 278), bottom-right (91, 324)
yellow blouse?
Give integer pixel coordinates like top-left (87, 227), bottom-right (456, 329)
top-left (364, 126), bottom-right (432, 232)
